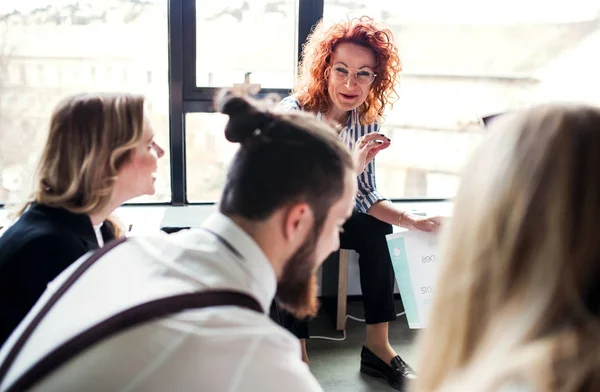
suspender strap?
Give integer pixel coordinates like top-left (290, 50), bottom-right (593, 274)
top-left (4, 291), bottom-right (261, 392)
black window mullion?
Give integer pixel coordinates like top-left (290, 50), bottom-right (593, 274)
top-left (298, 0), bottom-right (324, 64)
top-left (182, 101), bottom-right (214, 113)
top-left (182, 0), bottom-right (198, 102)
top-left (168, 0), bottom-right (186, 205)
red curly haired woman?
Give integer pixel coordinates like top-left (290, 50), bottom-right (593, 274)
top-left (277, 16), bottom-right (441, 391)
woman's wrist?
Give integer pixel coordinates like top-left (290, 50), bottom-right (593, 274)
top-left (397, 211), bottom-right (410, 227)
top-left (353, 155), bottom-right (366, 175)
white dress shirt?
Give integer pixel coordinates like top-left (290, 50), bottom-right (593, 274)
top-left (0, 213), bottom-right (322, 392)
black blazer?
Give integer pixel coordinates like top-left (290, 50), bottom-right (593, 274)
top-left (0, 203), bottom-right (115, 345)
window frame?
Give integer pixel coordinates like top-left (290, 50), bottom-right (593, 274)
top-left (170, 0), bottom-right (325, 205)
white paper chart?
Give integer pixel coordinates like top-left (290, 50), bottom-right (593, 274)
top-left (386, 230), bottom-right (440, 329)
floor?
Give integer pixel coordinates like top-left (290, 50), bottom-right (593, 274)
top-left (306, 300), bottom-right (419, 392)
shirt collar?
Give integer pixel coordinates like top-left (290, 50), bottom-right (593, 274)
top-left (201, 212), bottom-right (277, 312)
top-left (350, 108), bottom-right (359, 126)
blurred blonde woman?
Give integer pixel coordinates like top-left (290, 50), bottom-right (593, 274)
top-left (413, 104), bottom-right (600, 392)
top-left (0, 92), bottom-right (164, 344)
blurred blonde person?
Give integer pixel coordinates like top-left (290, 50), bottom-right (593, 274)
top-left (0, 92), bottom-right (164, 344)
top-left (414, 104), bottom-right (600, 392)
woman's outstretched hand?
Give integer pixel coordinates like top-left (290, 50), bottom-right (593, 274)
top-left (402, 214), bottom-right (444, 232)
top-left (353, 133), bottom-right (391, 175)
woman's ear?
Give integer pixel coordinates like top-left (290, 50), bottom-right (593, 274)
top-left (283, 202), bottom-right (314, 244)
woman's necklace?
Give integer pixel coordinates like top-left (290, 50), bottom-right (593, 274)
top-left (324, 111), bottom-right (349, 134)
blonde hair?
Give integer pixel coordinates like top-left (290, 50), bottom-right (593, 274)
top-left (414, 104), bottom-right (600, 392)
top-left (17, 92), bottom-right (146, 237)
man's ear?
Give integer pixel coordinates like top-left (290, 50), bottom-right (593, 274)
top-left (283, 202), bottom-right (314, 243)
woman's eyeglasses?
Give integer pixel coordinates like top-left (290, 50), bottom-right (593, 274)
top-left (330, 64), bottom-right (377, 86)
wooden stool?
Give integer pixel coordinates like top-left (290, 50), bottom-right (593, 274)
top-left (335, 249), bottom-right (350, 330)
top-left (321, 249), bottom-right (351, 331)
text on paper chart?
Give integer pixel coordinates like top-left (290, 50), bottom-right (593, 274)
top-left (421, 255), bottom-right (435, 263)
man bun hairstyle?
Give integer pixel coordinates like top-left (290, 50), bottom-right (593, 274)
top-left (214, 90), bottom-right (355, 233)
top-left (217, 93), bottom-right (275, 144)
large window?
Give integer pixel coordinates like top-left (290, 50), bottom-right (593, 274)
top-left (0, 1), bottom-right (170, 205)
top-left (322, 0), bottom-right (600, 199)
top-left (3, 1), bottom-right (600, 206)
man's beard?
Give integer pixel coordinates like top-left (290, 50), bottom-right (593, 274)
top-left (275, 228), bottom-right (320, 319)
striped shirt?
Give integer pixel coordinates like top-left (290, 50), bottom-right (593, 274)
top-left (277, 95), bottom-right (387, 213)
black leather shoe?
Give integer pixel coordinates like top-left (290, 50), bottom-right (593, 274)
top-left (360, 346), bottom-right (417, 391)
